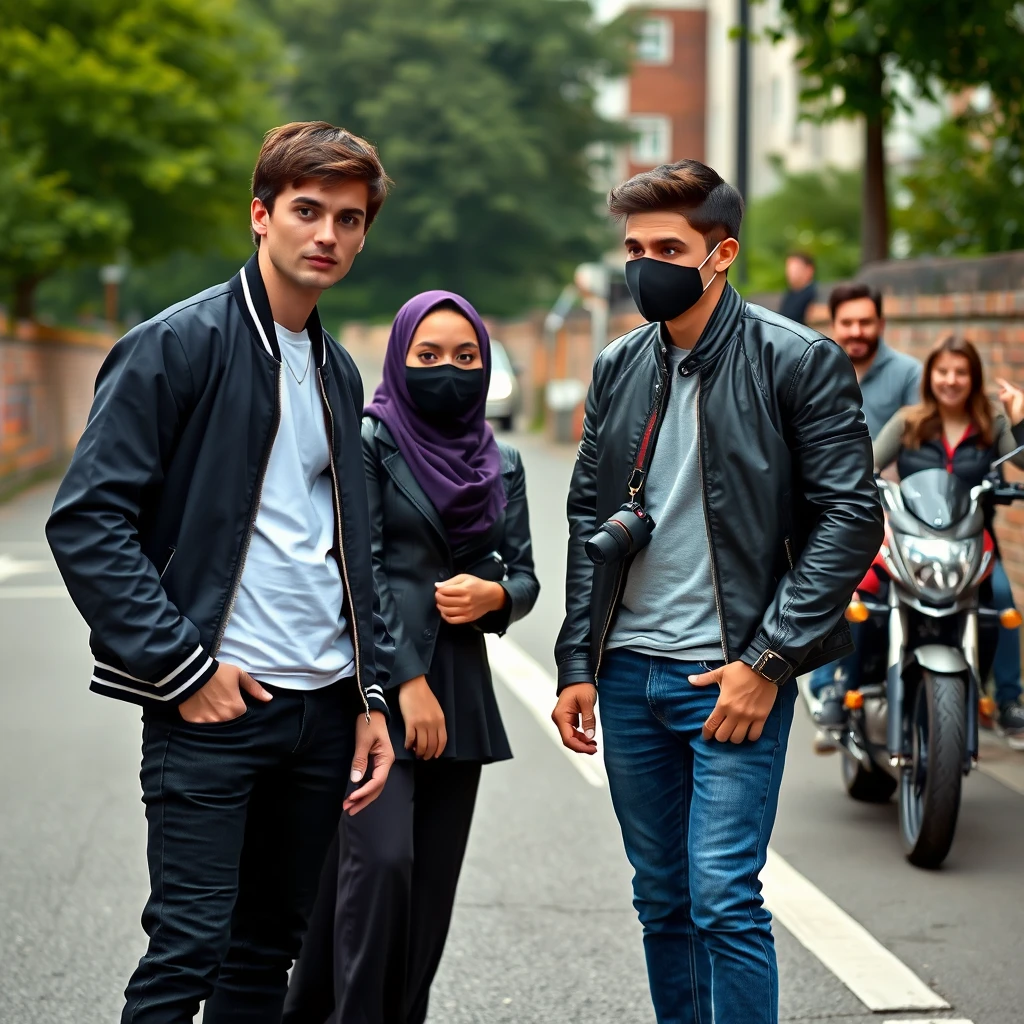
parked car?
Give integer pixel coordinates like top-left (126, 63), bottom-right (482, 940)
top-left (486, 340), bottom-right (521, 432)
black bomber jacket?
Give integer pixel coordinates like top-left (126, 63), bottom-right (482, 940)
top-left (555, 283), bottom-right (884, 691)
top-left (46, 252), bottom-right (394, 716)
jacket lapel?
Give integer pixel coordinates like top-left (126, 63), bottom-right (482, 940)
top-left (229, 251), bottom-right (328, 367)
top-left (374, 421), bottom-right (449, 549)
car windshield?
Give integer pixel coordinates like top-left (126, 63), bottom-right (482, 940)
top-left (899, 468), bottom-right (973, 529)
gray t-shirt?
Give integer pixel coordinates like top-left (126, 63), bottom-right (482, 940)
top-left (858, 341), bottom-right (922, 440)
top-left (606, 345), bottom-right (724, 663)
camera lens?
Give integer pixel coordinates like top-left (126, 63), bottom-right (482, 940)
top-left (585, 518), bottom-right (633, 566)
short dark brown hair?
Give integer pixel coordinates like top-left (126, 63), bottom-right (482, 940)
top-left (829, 282), bottom-right (883, 321)
top-left (251, 121), bottom-right (391, 245)
top-left (607, 159), bottom-right (744, 251)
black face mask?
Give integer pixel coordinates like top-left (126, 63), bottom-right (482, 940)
top-left (624, 242), bottom-right (721, 323)
top-left (405, 365), bottom-right (484, 423)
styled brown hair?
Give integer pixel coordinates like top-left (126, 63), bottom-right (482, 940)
top-left (829, 281), bottom-right (882, 321)
top-left (902, 334), bottom-right (994, 449)
top-left (251, 121), bottom-right (391, 244)
top-left (787, 251), bottom-right (816, 269)
top-left (607, 159), bottom-right (744, 251)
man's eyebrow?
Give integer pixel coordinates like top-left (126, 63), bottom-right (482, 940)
top-left (623, 236), bottom-right (688, 247)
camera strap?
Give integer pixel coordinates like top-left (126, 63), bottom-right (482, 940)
top-left (627, 401), bottom-right (662, 500)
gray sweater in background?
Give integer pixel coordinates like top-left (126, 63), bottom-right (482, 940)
top-left (606, 344), bottom-right (724, 664)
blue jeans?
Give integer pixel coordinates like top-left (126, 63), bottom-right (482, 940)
top-left (809, 560), bottom-right (1022, 706)
top-left (598, 649), bottom-right (797, 1024)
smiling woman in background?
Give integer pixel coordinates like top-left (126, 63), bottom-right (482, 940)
top-left (861, 334), bottom-right (1024, 748)
top-left (284, 290), bottom-right (540, 1024)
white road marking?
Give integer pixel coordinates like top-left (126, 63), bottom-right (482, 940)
top-left (0, 585), bottom-right (69, 599)
top-left (0, 553), bottom-right (53, 582)
top-left (484, 633), bottom-right (607, 788)
top-left (762, 850), bottom-right (950, 1012)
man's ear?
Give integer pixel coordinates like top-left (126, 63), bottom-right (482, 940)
top-left (251, 197), bottom-right (270, 242)
top-left (714, 237), bottom-right (740, 274)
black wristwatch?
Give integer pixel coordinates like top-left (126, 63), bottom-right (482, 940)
top-left (750, 649), bottom-right (792, 685)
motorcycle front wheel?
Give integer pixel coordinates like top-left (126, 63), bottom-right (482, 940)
top-left (898, 670), bottom-right (965, 869)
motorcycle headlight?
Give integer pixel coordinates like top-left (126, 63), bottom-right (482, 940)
top-left (895, 535), bottom-right (979, 603)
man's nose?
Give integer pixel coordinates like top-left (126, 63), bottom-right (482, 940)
top-left (313, 216), bottom-right (337, 247)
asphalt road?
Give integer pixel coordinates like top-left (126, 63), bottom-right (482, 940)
top-left (1, 347), bottom-right (1023, 1023)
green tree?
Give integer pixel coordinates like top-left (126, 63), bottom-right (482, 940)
top-left (0, 0), bottom-right (281, 318)
top-left (895, 115), bottom-right (1024, 257)
top-left (768, 1), bottom-right (1024, 263)
top-left (744, 160), bottom-right (862, 293)
top-left (263, 0), bottom-right (633, 318)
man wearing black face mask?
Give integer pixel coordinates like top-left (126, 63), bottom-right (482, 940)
top-left (551, 160), bottom-right (882, 1024)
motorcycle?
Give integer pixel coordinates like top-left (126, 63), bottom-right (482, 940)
top-left (807, 460), bottom-right (1024, 869)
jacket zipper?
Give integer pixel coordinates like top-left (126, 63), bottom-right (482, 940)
top-left (785, 536), bottom-right (795, 570)
top-left (159, 546), bottom-right (177, 579)
top-left (318, 371), bottom-right (371, 723)
top-left (213, 365), bottom-right (283, 655)
top-left (696, 375), bottom-right (729, 663)
top-left (595, 364), bottom-right (668, 679)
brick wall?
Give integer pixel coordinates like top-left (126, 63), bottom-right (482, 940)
top-left (627, 8), bottom-right (707, 174)
top-left (0, 322), bottom-right (113, 497)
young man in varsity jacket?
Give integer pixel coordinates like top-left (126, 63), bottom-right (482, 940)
top-left (46, 122), bottom-right (396, 1024)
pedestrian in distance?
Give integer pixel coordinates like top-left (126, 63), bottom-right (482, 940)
top-left (45, 121), bottom-right (396, 1024)
top-left (284, 291), bottom-right (540, 1024)
top-left (551, 159), bottom-right (882, 1024)
top-left (809, 282), bottom-right (921, 746)
top-left (779, 250), bottom-right (817, 325)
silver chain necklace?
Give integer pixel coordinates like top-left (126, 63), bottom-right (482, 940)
top-left (283, 344), bottom-right (312, 385)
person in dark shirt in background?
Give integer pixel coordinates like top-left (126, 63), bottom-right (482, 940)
top-left (809, 282), bottom-right (922, 741)
top-left (779, 252), bottom-right (817, 325)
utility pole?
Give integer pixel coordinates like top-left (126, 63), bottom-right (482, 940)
top-left (736, 0), bottom-right (751, 286)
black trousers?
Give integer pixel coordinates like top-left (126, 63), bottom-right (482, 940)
top-left (122, 683), bottom-right (359, 1024)
top-left (283, 759), bottom-right (481, 1024)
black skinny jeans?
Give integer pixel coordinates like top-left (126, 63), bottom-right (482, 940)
top-left (121, 682), bottom-right (359, 1024)
top-left (283, 758), bottom-right (481, 1024)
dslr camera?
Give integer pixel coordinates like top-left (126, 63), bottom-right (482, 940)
top-left (585, 501), bottom-right (656, 566)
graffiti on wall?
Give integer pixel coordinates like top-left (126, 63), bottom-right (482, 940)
top-left (0, 342), bottom-right (53, 475)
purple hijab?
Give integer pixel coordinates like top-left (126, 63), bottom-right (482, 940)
top-left (365, 290), bottom-right (507, 546)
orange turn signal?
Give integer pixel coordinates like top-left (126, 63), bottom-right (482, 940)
top-left (845, 600), bottom-right (869, 623)
top-left (980, 695), bottom-right (997, 719)
top-left (844, 690), bottom-right (865, 710)
top-left (999, 608), bottom-right (1023, 629)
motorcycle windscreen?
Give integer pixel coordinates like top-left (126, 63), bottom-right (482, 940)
top-left (899, 468), bottom-right (972, 529)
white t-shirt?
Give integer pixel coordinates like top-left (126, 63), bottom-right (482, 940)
top-left (217, 323), bottom-right (355, 689)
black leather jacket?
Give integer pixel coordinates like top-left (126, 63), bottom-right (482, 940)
top-left (46, 253), bottom-right (393, 716)
top-left (555, 283), bottom-right (883, 691)
top-left (362, 417), bottom-right (540, 688)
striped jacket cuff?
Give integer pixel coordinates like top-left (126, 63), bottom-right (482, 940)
top-left (90, 645), bottom-right (219, 708)
top-left (363, 681), bottom-right (390, 720)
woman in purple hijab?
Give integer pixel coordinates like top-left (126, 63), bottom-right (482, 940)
top-left (285, 291), bottom-right (540, 1024)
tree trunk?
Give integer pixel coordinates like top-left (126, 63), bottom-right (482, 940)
top-left (861, 57), bottom-right (889, 265)
top-left (12, 275), bottom-right (39, 322)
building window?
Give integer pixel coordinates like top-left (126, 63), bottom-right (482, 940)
top-left (630, 115), bottom-right (672, 165)
top-left (636, 17), bottom-right (672, 64)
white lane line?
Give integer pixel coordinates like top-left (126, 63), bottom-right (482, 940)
top-left (762, 850), bottom-right (950, 1012)
top-left (484, 634), bottom-right (607, 788)
top-left (0, 585), bottom-right (69, 599)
